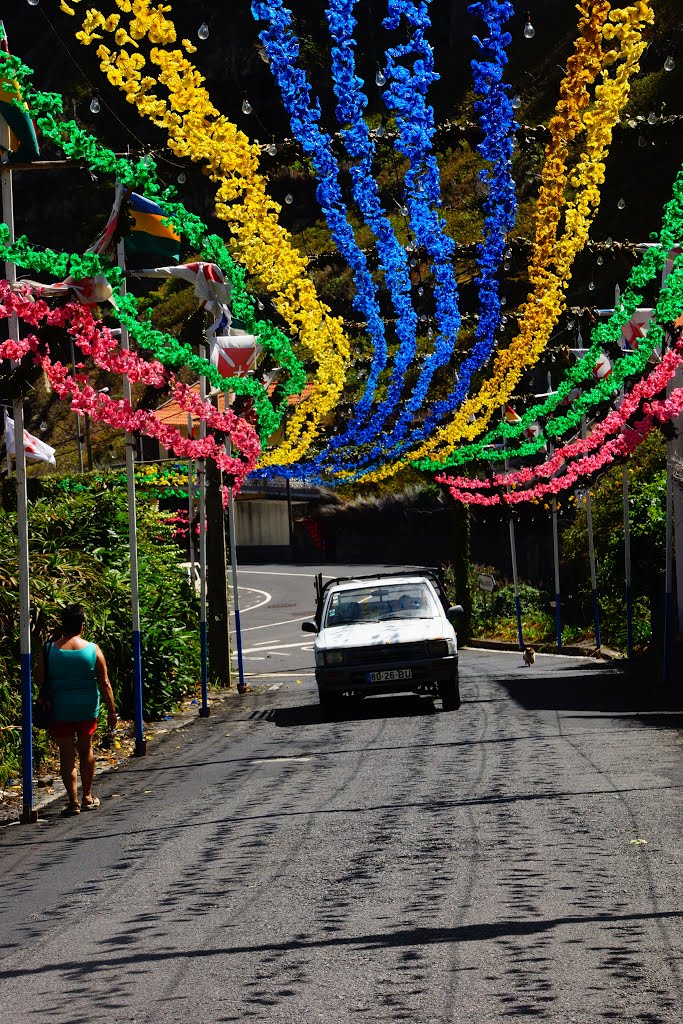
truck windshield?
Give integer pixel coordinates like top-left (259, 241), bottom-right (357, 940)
top-left (324, 582), bottom-right (438, 626)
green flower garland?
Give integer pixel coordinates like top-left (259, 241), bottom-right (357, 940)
top-left (415, 164), bottom-right (683, 469)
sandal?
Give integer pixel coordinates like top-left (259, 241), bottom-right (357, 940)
top-left (61, 802), bottom-right (81, 817)
top-left (81, 796), bottom-right (100, 811)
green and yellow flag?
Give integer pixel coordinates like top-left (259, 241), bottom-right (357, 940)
top-left (0, 22), bottom-right (40, 163)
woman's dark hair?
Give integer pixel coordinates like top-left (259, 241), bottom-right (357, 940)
top-left (61, 604), bottom-right (86, 635)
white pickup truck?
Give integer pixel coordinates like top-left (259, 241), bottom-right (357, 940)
top-left (302, 570), bottom-right (464, 711)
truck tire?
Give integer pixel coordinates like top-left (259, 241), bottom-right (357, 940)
top-left (439, 674), bottom-right (461, 712)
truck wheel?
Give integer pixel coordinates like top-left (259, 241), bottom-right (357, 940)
top-left (439, 675), bottom-right (461, 712)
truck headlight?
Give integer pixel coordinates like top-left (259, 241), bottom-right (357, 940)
top-left (323, 650), bottom-right (345, 667)
top-left (426, 640), bottom-right (451, 658)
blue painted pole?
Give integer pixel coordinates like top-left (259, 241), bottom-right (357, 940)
top-left (224, 393), bottom-right (246, 694)
top-left (198, 345), bottom-right (210, 716)
top-left (552, 498), bottom-right (562, 652)
top-left (3, 140), bottom-right (36, 823)
top-left (582, 420), bottom-right (601, 651)
top-left (118, 243), bottom-right (145, 756)
top-left (663, 440), bottom-right (674, 681)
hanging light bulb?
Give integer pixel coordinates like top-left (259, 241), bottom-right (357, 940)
top-left (647, 111), bottom-right (657, 125)
top-left (505, 247), bottom-right (512, 258)
top-left (177, 171), bottom-right (186, 184)
top-left (523, 13), bottom-right (535, 39)
top-left (27, 0), bottom-right (40, 6)
top-left (503, 261), bottom-right (511, 271)
top-left (410, 258), bottom-right (417, 268)
top-left (605, 235), bottom-right (613, 247)
top-left (197, 22), bottom-right (209, 40)
top-left (588, 281), bottom-right (595, 291)
top-left (284, 193), bottom-right (294, 205)
top-left (617, 197), bottom-right (626, 210)
top-left (257, 299), bottom-right (264, 310)
top-left (417, 285), bottom-right (425, 297)
top-left (664, 56), bottom-right (675, 72)
top-left (638, 134), bottom-right (647, 147)
top-left (596, 254), bottom-right (604, 265)
top-left (501, 296), bottom-right (507, 306)
top-left (375, 124), bottom-right (385, 139)
top-left (511, 94), bottom-right (522, 110)
top-left (242, 97), bottom-right (252, 115)
top-left (375, 66), bottom-right (386, 87)
top-left (266, 142), bottom-right (277, 156)
top-left (89, 96), bottom-right (101, 114)
top-left (427, 327), bottom-right (434, 339)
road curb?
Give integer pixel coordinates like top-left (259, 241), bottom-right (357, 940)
top-left (465, 638), bottom-right (624, 661)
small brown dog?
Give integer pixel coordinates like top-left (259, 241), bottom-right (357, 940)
top-left (523, 646), bottom-right (536, 666)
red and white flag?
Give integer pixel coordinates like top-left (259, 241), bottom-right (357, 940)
top-left (210, 327), bottom-right (262, 380)
top-left (4, 413), bottom-right (56, 465)
top-left (621, 309), bottom-right (653, 350)
top-left (593, 352), bottom-right (613, 380)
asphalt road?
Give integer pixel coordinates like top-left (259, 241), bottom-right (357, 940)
top-left (1, 564), bottom-right (682, 1024)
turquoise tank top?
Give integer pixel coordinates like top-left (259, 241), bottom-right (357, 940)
top-left (47, 643), bottom-right (100, 722)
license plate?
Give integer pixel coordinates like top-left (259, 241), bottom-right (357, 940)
top-left (368, 668), bottom-right (412, 682)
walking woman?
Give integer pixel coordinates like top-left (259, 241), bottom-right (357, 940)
top-left (36, 604), bottom-right (117, 816)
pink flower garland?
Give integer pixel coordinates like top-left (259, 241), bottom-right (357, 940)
top-left (0, 281), bottom-right (261, 491)
top-left (438, 343), bottom-right (683, 505)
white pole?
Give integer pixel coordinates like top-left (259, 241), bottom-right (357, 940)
top-left (186, 412), bottom-right (195, 577)
top-left (2, 144), bottom-right (35, 822)
top-left (198, 344), bottom-right (209, 716)
top-left (502, 408), bottom-right (523, 650)
top-left (116, 241), bottom-right (145, 755)
top-left (664, 439), bottom-right (673, 680)
top-left (224, 393), bottom-right (246, 693)
top-left (622, 462), bottom-right (633, 659)
top-left (582, 417), bottom-right (601, 651)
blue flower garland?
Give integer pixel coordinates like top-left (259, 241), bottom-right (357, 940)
top-left (252, 0), bottom-right (389, 412)
top-left (318, 0), bottom-right (418, 452)
top-left (320, 0), bottom-right (517, 483)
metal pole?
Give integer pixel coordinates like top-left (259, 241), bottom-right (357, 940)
top-left (84, 412), bottom-right (93, 471)
top-left (70, 339), bottom-right (84, 473)
top-left (622, 462), bottom-right (634, 660)
top-left (552, 495), bottom-right (562, 651)
top-left (502, 411), bottom-right (524, 650)
top-left (198, 345), bottom-right (209, 716)
top-left (187, 413), bottom-right (196, 575)
top-left (664, 442), bottom-right (673, 681)
top-left (582, 417), bottom-right (601, 651)
top-left (225, 393), bottom-right (246, 694)
top-left (117, 241), bottom-right (145, 756)
top-left (2, 145), bottom-right (35, 822)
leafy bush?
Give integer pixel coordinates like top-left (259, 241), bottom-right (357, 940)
top-left (0, 491), bottom-right (200, 786)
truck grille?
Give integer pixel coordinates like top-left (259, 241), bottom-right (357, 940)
top-left (345, 642), bottom-right (428, 666)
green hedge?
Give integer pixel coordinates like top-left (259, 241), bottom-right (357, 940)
top-left (0, 491), bottom-right (200, 787)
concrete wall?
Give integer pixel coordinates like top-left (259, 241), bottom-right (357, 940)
top-left (236, 499), bottom-right (290, 548)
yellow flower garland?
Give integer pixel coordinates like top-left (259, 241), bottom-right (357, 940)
top-left (348, 0), bottom-right (653, 483)
top-left (61, 0), bottom-right (349, 466)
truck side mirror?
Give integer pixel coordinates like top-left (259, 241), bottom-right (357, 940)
top-left (301, 620), bottom-right (318, 634)
top-left (447, 605), bottom-right (464, 625)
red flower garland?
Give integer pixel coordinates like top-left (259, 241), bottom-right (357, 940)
top-left (0, 282), bottom-right (260, 490)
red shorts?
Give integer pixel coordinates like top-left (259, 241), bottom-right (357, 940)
top-left (50, 719), bottom-right (98, 740)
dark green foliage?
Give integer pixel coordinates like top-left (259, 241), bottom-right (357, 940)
top-left (0, 492), bottom-right (199, 786)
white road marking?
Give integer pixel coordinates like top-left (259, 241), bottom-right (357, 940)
top-left (237, 570), bottom-right (335, 579)
top-left (230, 587), bottom-right (271, 613)
top-left (236, 615), bottom-right (316, 633)
top-left (268, 684), bottom-right (281, 690)
top-left (241, 640), bottom-right (314, 654)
